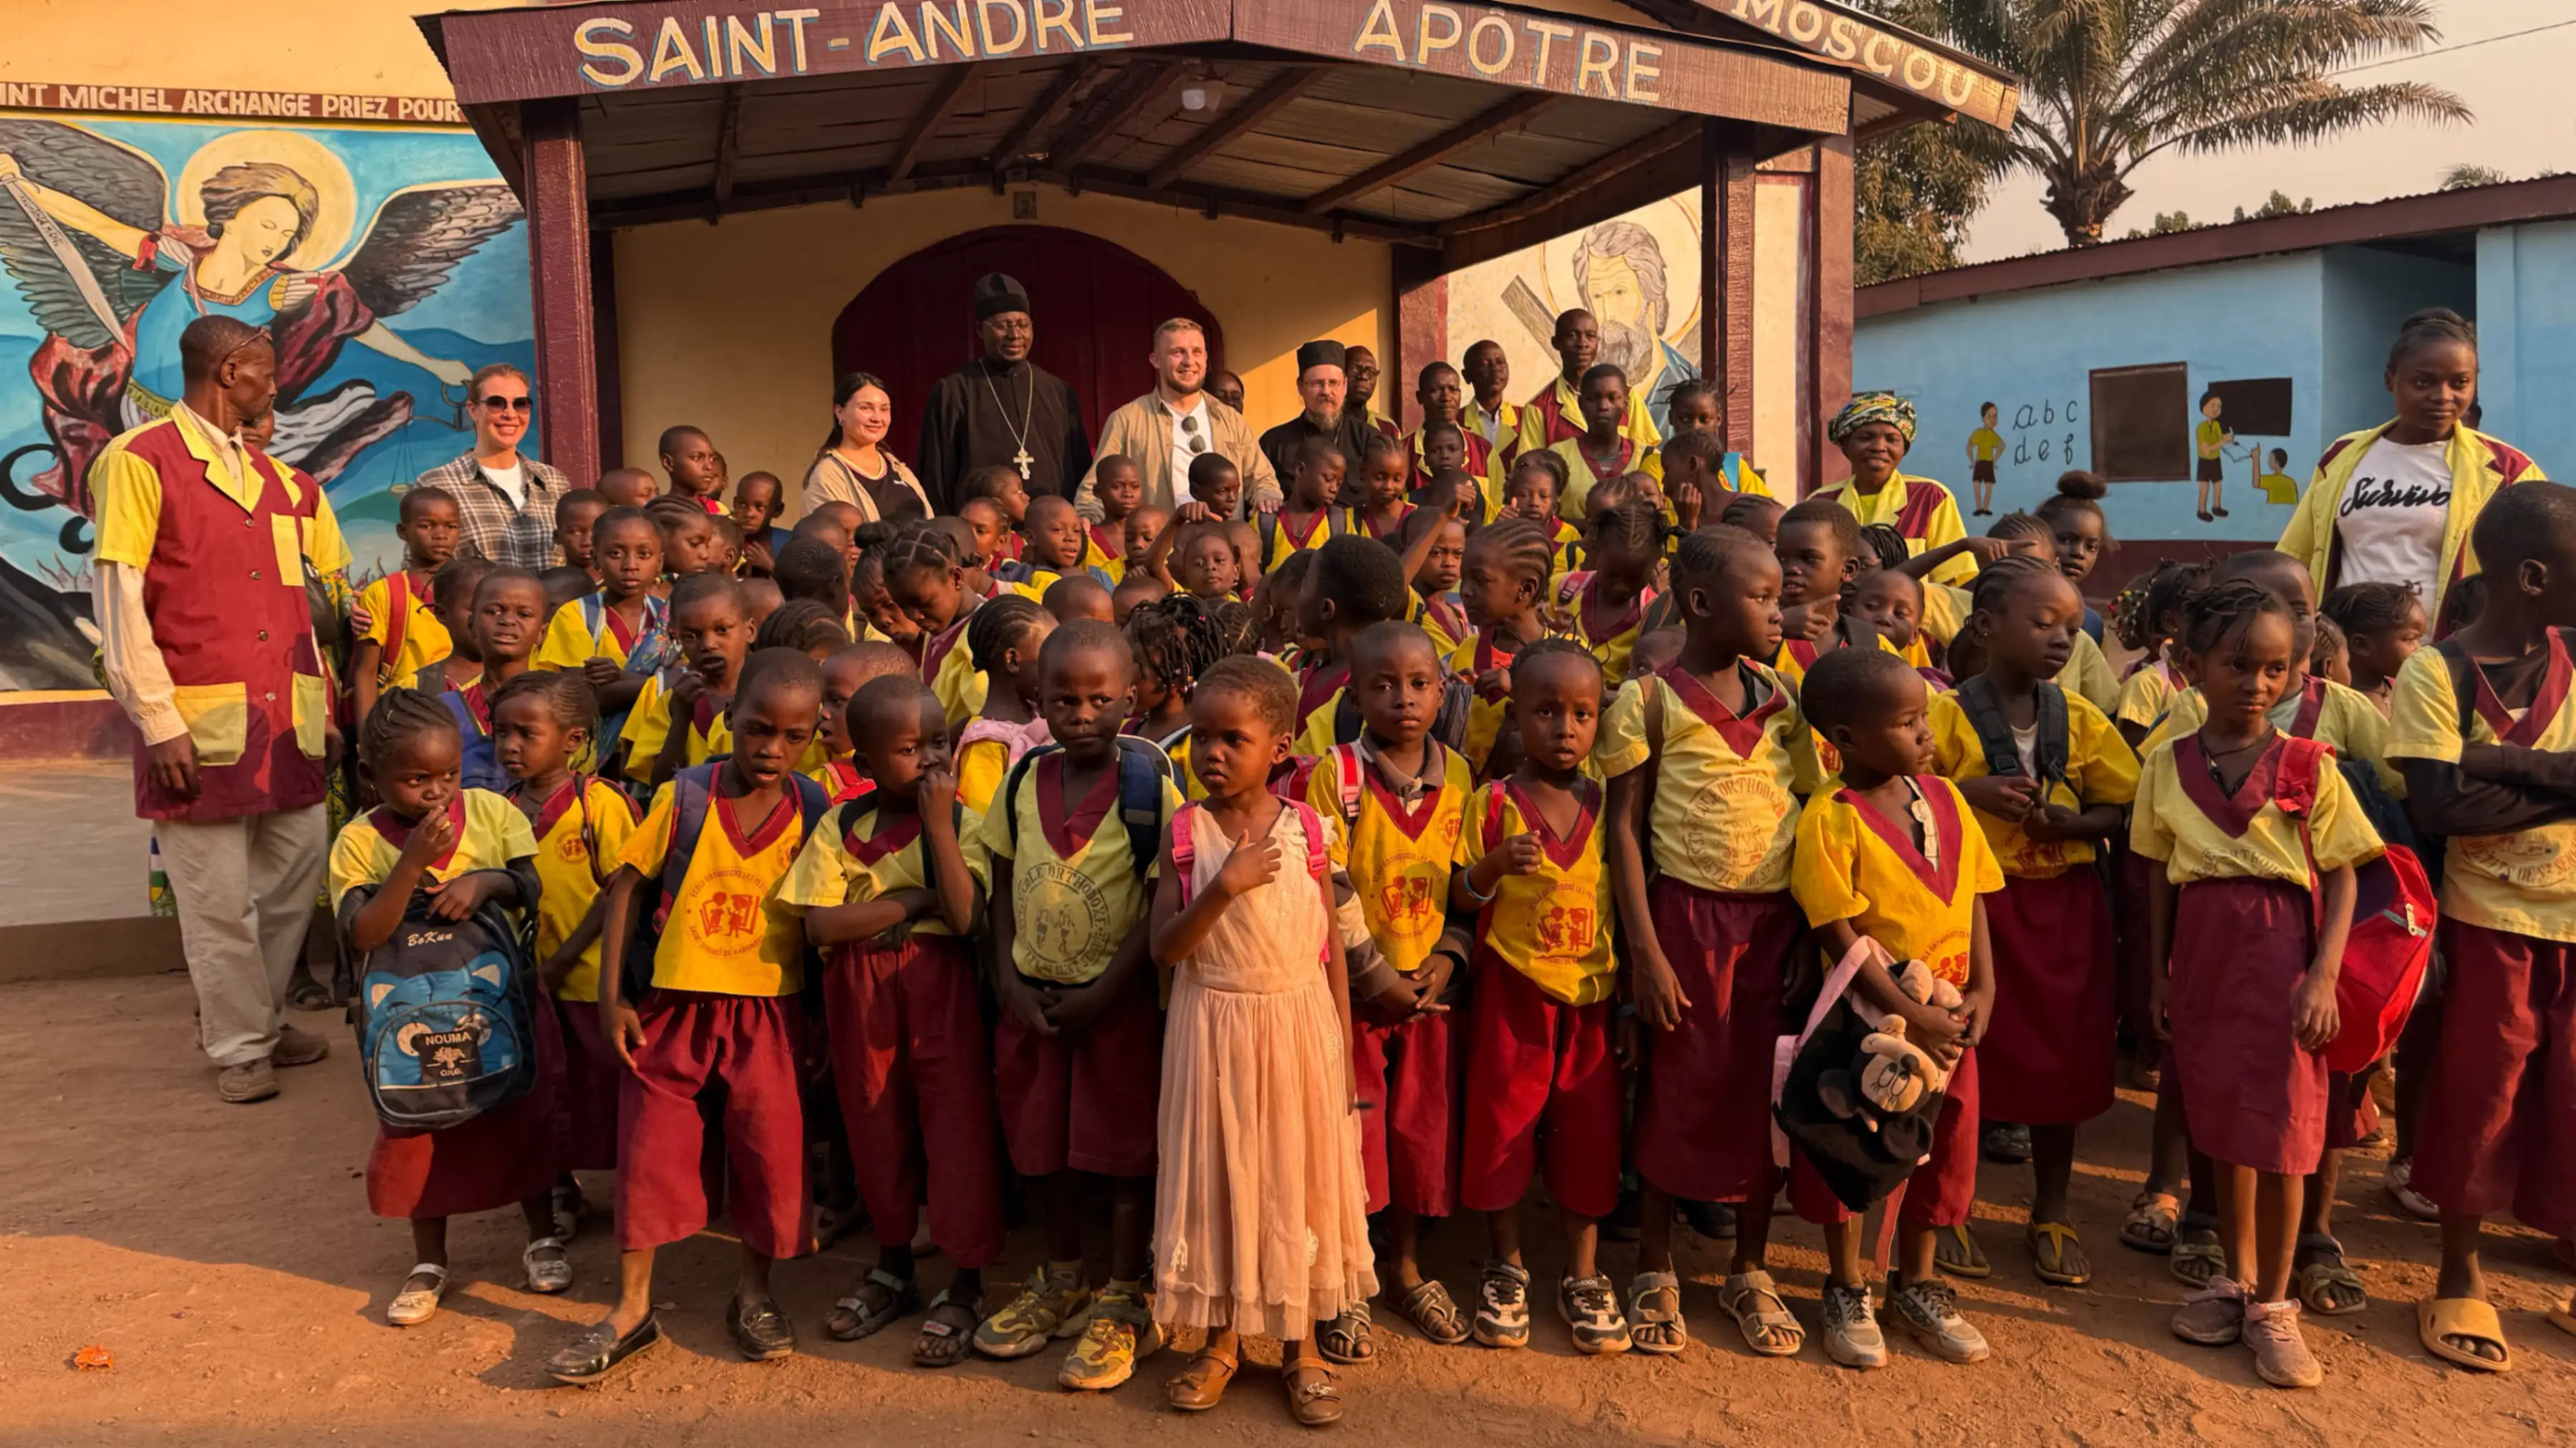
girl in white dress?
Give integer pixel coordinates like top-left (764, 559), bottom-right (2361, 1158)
top-left (1148, 657), bottom-right (1376, 1427)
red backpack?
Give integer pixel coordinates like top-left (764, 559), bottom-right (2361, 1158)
top-left (2271, 738), bottom-right (2437, 1073)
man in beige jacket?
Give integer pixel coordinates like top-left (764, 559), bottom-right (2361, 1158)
top-left (1073, 317), bottom-right (1278, 519)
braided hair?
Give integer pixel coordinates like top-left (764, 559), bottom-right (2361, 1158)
top-left (1671, 523), bottom-right (1770, 584)
top-left (753, 597), bottom-right (851, 655)
top-left (1966, 553), bottom-right (2065, 623)
top-left (1985, 510), bottom-right (2052, 546)
top-left (359, 686), bottom-right (461, 771)
top-left (2113, 559), bottom-right (2208, 652)
top-left (967, 594), bottom-right (1050, 673)
top-left (1124, 591), bottom-right (1229, 692)
top-left (486, 668), bottom-right (598, 738)
top-left (2320, 581), bottom-right (2421, 639)
top-left (877, 518), bottom-right (960, 585)
top-left (1208, 598), bottom-right (1260, 657)
top-left (1590, 495), bottom-right (1667, 555)
top-left (1470, 518), bottom-right (1555, 593)
top-left (1509, 634), bottom-right (1606, 694)
top-left (1855, 522), bottom-right (1912, 575)
top-left (2177, 578), bottom-right (2294, 658)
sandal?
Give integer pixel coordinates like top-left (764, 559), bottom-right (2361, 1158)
top-left (1627, 1271), bottom-right (1687, 1356)
top-left (1932, 1223), bottom-right (1991, 1279)
top-left (2549, 1295), bottom-right (2575, 1338)
top-left (1168, 1343), bottom-right (1238, 1411)
top-left (2121, 1191), bottom-right (2181, 1254)
top-left (1717, 1269), bottom-right (1803, 1358)
top-left (386, 1263), bottom-right (449, 1326)
top-left (826, 1267), bottom-right (921, 1342)
top-left (1318, 1300), bottom-right (1374, 1364)
top-left (550, 1181), bottom-right (589, 1242)
top-left (912, 1288), bottom-right (978, 1368)
top-left (2418, 1296), bottom-right (2510, 1373)
top-left (2170, 1225), bottom-right (2226, 1289)
top-left (286, 978), bottom-right (335, 1012)
top-left (2385, 1158), bottom-right (2441, 1222)
top-left (1389, 1278), bottom-right (1470, 1346)
top-left (2293, 1234), bottom-right (2367, 1316)
top-left (522, 1236), bottom-right (574, 1295)
top-left (1282, 1358), bottom-right (1344, 1428)
top-left (2027, 1221), bottom-right (2090, 1287)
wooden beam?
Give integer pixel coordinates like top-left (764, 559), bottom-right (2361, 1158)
top-left (708, 83), bottom-right (745, 216)
top-left (460, 101), bottom-right (526, 200)
top-left (521, 98), bottom-right (599, 487)
top-left (1029, 168), bottom-right (1437, 246)
top-left (1437, 117), bottom-right (1699, 236)
top-left (1144, 64), bottom-right (1331, 190)
top-left (1302, 92), bottom-right (1558, 216)
top-left (988, 58), bottom-right (1101, 173)
top-left (889, 62), bottom-right (986, 184)
top-left (1808, 134), bottom-right (1855, 497)
top-left (1053, 59), bottom-right (1187, 170)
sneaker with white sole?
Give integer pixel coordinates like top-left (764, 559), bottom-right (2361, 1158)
top-left (1556, 1274), bottom-right (1631, 1355)
top-left (1474, 1262), bottom-right (1531, 1348)
top-left (2171, 1276), bottom-right (2247, 1346)
top-left (1888, 1276), bottom-right (1989, 1363)
top-left (1820, 1280), bottom-right (1886, 1369)
top-left (2242, 1298), bottom-right (2322, 1388)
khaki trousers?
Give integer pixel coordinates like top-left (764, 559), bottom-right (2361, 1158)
top-left (155, 804), bottom-right (327, 1067)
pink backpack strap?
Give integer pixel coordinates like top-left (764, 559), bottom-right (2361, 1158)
top-left (1291, 799), bottom-right (1331, 879)
top-left (1331, 742), bottom-right (1364, 824)
top-left (1169, 802), bottom-right (1201, 906)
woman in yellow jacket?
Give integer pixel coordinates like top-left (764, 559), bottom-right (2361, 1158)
top-left (2278, 309), bottom-right (2545, 628)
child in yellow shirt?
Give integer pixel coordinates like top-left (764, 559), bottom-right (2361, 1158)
top-left (955, 595), bottom-right (1056, 812)
top-left (350, 485), bottom-right (461, 723)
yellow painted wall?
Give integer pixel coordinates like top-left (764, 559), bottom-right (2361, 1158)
top-left (611, 185), bottom-right (1392, 498)
top-left (1752, 174), bottom-right (1807, 490)
top-left (0, 0), bottom-right (516, 95)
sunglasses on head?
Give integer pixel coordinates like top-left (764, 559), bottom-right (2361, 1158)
top-left (477, 394), bottom-right (533, 412)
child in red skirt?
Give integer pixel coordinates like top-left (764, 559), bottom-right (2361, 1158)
top-left (329, 688), bottom-right (564, 1327)
top-left (1308, 621), bottom-right (1477, 1359)
top-left (782, 673), bottom-right (1000, 1368)
top-left (549, 650), bottom-right (832, 1383)
top-left (1600, 523), bottom-right (1818, 1358)
top-left (1455, 641), bottom-right (1628, 1354)
top-left (1928, 556), bottom-right (2138, 1288)
top-left (1790, 647), bottom-right (2003, 1369)
top-left (973, 619), bottom-right (1183, 1391)
top-left (2387, 482), bottom-right (2576, 1373)
top-left (2132, 580), bottom-right (2380, 1389)
top-left (491, 670), bottom-right (642, 1234)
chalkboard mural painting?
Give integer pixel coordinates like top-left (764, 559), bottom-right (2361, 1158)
top-left (0, 115), bottom-right (527, 689)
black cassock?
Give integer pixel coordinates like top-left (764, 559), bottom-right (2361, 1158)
top-left (915, 357), bottom-right (1093, 512)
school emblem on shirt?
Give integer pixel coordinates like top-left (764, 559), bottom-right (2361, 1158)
top-left (556, 831), bottom-right (589, 865)
top-left (1535, 885), bottom-right (1599, 960)
top-left (2457, 828), bottom-right (2576, 892)
top-left (1021, 858), bottom-right (1114, 982)
top-left (685, 865), bottom-right (769, 959)
top-left (1920, 928), bottom-right (1972, 988)
top-left (1371, 850), bottom-right (1441, 939)
top-left (1687, 775), bottom-right (1793, 884)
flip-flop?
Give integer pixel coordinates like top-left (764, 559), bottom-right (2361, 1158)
top-left (2121, 1192), bottom-right (2181, 1254)
top-left (2418, 1296), bottom-right (2510, 1374)
top-left (2294, 1234), bottom-right (2367, 1317)
top-left (1933, 1223), bottom-right (1991, 1279)
top-left (2550, 1297), bottom-right (2575, 1338)
top-left (2028, 1221), bottom-right (2090, 1286)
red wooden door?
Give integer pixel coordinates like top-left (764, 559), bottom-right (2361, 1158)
top-left (831, 225), bottom-right (1225, 465)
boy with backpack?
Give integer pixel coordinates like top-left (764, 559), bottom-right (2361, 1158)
top-left (549, 649), bottom-right (832, 1383)
top-left (351, 486), bottom-right (462, 725)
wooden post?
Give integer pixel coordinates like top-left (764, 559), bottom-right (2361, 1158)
top-left (589, 227), bottom-right (622, 471)
top-left (1809, 133), bottom-right (1855, 494)
top-left (1394, 248), bottom-right (1447, 432)
top-left (1700, 120), bottom-right (1758, 458)
top-left (524, 98), bottom-right (599, 486)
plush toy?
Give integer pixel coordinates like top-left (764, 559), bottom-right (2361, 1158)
top-left (1813, 958), bottom-right (1962, 1140)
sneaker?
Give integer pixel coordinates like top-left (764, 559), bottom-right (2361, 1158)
top-left (1556, 1274), bottom-right (1632, 1355)
top-left (974, 1268), bottom-right (1092, 1360)
top-left (2242, 1298), bottom-right (2321, 1388)
top-left (1887, 1276), bottom-right (1989, 1363)
top-left (1058, 1286), bottom-right (1160, 1390)
top-left (216, 1058), bottom-right (277, 1104)
top-left (1820, 1280), bottom-right (1886, 1369)
top-left (273, 1023), bottom-right (331, 1068)
top-left (1473, 1261), bottom-right (1531, 1348)
top-left (2171, 1276), bottom-right (2246, 1346)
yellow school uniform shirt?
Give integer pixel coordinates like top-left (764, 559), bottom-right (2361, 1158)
top-left (1546, 437), bottom-right (1666, 523)
top-left (2196, 417), bottom-right (2228, 458)
top-left (2116, 656), bottom-right (2181, 731)
top-left (534, 592), bottom-right (659, 671)
top-left (521, 776), bottom-right (644, 1002)
top-left (1595, 663), bottom-right (1819, 894)
top-left (1921, 580), bottom-right (1968, 647)
top-left (1462, 780), bottom-right (1616, 1005)
top-left (1260, 507), bottom-right (1356, 574)
top-left (617, 673), bottom-right (733, 782)
top-left (2144, 677), bottom-right (2400, 793)
top-left (357, 571), bottom-right (449, 688)
top-left (1306, 743), bottom-right (1471, 975)
top-left (2386, 643), bottom-right (2576, 943)
top-left (2059, 629), bottom-right (2118, 715)
top-left (977, 752), bottom-right (1182, 984)
top-left (1927, 688), bottom-right (2138, 877)
top-left (1515, 376), bottom-right (1659, 463)
top-left (1560, 573), bottom-right (1653, 682)
top-left (616, 778), bottom-right (815, 995)
top-left (329, 789), bottom-right (537, 907)
top-left (778, 798), bottom-right (988, 937)
top-left (1813, 472), bottom-right (1974, 587)
top-left (923, 615), bottom-right (989, 726)
top-left (1450, 631), bottom-right (1521, 778)
top-left (2129, 736), bottom-right (2382, 890)
top-left (1791, 776), bottom-right (2004, 988)
top-left (957, 736), bottom-right (1013, 814)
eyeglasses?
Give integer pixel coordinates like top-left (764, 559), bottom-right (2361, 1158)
top-left (477, 395), bottom-right (533, 412)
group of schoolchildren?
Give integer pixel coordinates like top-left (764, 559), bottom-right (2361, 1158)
top-left (321, 322), bottom-right (2576, 1424)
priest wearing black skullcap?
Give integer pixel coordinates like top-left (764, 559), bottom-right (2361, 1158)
top-left (915, 272), bottom-right (1093, 511)
top-left (1256, 340), bottom-right (1380, 483)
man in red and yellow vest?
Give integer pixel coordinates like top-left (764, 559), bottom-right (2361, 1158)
top-left (92, 317), bottom-right (347, 1104)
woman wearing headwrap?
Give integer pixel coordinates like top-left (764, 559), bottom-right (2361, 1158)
top-left (1814, 392), bottom-right (1977, 587)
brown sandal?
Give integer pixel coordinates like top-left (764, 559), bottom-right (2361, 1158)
top-left (1282, 1359), bottom-right (1343, 1428)
top-left (1167, 1344), bottom-right (1239, 1411)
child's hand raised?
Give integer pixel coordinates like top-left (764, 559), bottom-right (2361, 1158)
top-left (1959, 775), bottom-right (2042, 821)
top-left (917, 763), bottom-right (958, 821)
top-left (1215, 835), bottom-right (1281, 898)
top-left (582, 657), bottom-right (624, 690)
top-left (1502, 830), bottom-right (1546, 876)
top-left (397, 805), bottom-right (457, 868)
top-left (1782, 601), bottom-right (1834, 642)
top-left (1473, 667), bottom-right (1511, 704)
top-left (667, 669), bottom-right (708, 711)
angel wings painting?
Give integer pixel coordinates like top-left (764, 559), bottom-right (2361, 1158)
top-left (0, 119), bottom-right (521, 523)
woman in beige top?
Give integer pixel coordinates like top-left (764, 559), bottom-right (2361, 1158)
top-left (803, 371), bottom-right (932, 523)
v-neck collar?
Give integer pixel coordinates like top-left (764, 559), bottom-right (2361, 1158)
top-left (1356, 740), bottom-right (1450, 841)
top-left (716, 786), bottom-right (796, 856)
top-left (1836, 778), bottom-right (1962, 899)
top-left (1036, 751), bottom-right (1119, 859)
top-left (370, 797), bottom-right (467, 872)
top-left (1574, 575), bottom-right (1643, 645)
top-left (1656, 662), bottom-right (1782, 758)
top-left (1473, 629), bottom-right (1523, 676)
top-left (1504, 778), bottom-right (1599, 869)
top-left (2468, 629), bottom-right (2571, 745)
top-left (455, 682), bottom-right (493, 735)
top-left (516, 776), bottom-right (582, 841)
top-left (601, 594), bottom-right (661, 652)
top-left (2174, 732), bottom-right (2284, 839)
top-left (841, 801), bottom-right (923, 865)
top-left (922, 608), bottom-right (974, 680)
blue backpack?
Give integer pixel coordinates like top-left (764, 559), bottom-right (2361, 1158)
top-left (340, 894), bottom-right (541, 1132)
top-left (998, 738), bottom-right (1174, 875)
top-left (619, 761), bottom-right (829, 1000)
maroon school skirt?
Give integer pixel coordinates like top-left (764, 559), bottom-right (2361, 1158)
top-left (1980, 869), bottom-right (2118, 1124)
top-left (1634, 879), bottom-right (1804, 1202)
top-left (554, 995), bottom-right (620, 1172)
top-left (368, 992), bottom-right (568, 1220)
top-left (2168, 878), bottom-right (2328, 1177)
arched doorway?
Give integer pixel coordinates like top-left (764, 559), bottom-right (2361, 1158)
top-left (831, 226), bottom-right (1225, 466)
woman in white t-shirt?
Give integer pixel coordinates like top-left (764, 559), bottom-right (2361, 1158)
top-left (2280, 309), bottom-right (2547, 628)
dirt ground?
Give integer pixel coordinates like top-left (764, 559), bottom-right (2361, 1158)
top-left (1, 973), bottom-right (2569, 1448)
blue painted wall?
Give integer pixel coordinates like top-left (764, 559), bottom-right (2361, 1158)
top-left (2317, 246), bottom-right (2475, 443)
top-left (2479, 220), bottom-right (2576, 478)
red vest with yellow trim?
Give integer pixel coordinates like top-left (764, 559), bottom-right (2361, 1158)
top-left (124, 419), bottom-right (330, 822)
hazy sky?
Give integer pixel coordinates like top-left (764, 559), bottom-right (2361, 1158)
top-left (1959, 0), bottom-right (2576, 262)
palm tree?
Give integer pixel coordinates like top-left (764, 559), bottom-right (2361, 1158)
top-left (1882, 0), bottom-right (2469, 246)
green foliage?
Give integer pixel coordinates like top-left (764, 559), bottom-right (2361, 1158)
top-left (1856, 123), bottom-right (1989, 285)
top-left (2232, 191), bottom-right (2315, 222)
top-left (2441, 164), bottom-right (2510, 190)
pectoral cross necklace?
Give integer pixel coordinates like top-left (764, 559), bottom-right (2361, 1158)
top-left (980, 359), bottom-right (1038, 481)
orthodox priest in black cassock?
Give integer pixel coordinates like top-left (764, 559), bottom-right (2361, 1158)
top-left (1256, 339), bottom-right (1379, 483)
top-left (915, 272), bottom-right (1093, 511)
